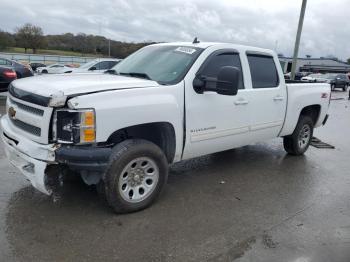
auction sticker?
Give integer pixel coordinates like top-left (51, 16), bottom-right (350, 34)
top-left (174, 47), bottom-right (197, 55)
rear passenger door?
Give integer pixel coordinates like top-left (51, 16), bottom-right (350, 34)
top-left (245, 53), bottom-right (287, 139)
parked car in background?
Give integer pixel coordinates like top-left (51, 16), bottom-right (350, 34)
top-left (36, 64), bottom-right (73, 74)
top-left (29, 62), bottom-right (46, 71)
top-left (284, 72), bottom-right (303, 80)
top-left (0, 57), bottom-right (33, 78)
top-left (323, 73), bottom-right (348, 91)
top-left (69, 58), bottom-right (121, 73)
top-left (0, 66), bottom-right (17, 92)
top-left (301, 73), bottom-right (326, 82)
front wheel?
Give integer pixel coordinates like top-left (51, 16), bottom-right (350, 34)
top-left (283, 116), bottom-right (313, 155)
top-left (103, 139), bottom-right (168, 213)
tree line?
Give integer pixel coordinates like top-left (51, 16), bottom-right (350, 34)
top-left (0, 23), bottom-right (154, 58)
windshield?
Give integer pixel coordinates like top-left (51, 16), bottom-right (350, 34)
top-left (112, 45), bottom-right (203, 84)
top-left (79, 60), bottom-right (97, 69)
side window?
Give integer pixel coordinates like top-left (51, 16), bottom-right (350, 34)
top-left (199, 52), bottom-right (244, 89)
top-left (95, 61), bottom-right (111, 70)
top-left (108, 61), bottom-right (118, 68)
top-left (0, 59), bottom-right (7, 65)
top-left (247, 54), bottom-right (279, 88)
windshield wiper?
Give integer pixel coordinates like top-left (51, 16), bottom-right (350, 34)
top-left (119, 72), bottom-right (152, 80)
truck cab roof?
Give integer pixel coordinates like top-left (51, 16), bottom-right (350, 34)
top-left (153, 42), bottom-right (275, 56)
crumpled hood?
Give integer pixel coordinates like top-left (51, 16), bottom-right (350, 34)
top-left (12, 73), bottom-right (159, 98)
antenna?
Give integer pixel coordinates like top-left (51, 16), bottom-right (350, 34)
top-left (192, 37), bottom-right (200, 44)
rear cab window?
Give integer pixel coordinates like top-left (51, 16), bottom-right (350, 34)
top-left (247, 54), bottom-right (279, 88)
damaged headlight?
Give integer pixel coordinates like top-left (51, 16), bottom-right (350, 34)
top-left (53, 109), bottom-right (96, 144)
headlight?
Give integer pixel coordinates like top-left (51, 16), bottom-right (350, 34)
top-left (53, 109), bottom-right (96, 144)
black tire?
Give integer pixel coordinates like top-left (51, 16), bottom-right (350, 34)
top-left (42, 70), bottom-right (48, 74)
top-left (283, 116), bottom-right (313, 155)
top-left (331, 84), bottom-right (335, 91)
top-left (343, 85), bottom-right (347, 92)
top-left (103, 139), bottom-right (168, 213)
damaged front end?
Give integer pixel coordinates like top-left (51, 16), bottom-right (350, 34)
top-left (1, 126), bottom-right (58, 195)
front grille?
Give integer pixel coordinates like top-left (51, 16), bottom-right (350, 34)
top-left (9, 98), bottom-right (44, 116)
top-left (10, 118), bottom-right (41, 137)
top-left (7, 92), bottom-right (53, 144)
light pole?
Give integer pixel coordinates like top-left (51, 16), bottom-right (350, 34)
top-left (291, 0), bottom-right (307, 80)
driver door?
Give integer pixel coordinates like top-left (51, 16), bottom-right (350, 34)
top-left (182, 50), bottom-right (251, 159)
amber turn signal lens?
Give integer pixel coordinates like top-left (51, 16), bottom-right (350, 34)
top-left (84, 111), bottom-right (95, 126)
top-left (82, 128), bottom-right (95, 142)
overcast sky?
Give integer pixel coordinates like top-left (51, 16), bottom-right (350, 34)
top-left (0, 0), bottom-right (349, 59)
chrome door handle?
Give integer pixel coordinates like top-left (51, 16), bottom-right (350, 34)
top-left (234, 99), bottom-right (249, 105)
top-left (273, 95), bottom-right (284, 101)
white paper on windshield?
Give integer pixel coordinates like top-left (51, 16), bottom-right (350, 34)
top-left (174, 47), bottom-right (197, 55)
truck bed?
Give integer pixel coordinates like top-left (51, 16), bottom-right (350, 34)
top-left (279, 82), bottom-right (330, 136)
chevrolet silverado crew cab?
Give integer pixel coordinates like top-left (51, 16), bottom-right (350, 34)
top-left (1, 42), bottom-right (330, 213)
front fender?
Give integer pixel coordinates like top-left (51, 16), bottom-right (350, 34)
top-left (67, 83), bottom-right (184, 162)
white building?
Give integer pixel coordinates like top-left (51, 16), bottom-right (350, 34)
top-left (279, 57), bottom-right (350, 74)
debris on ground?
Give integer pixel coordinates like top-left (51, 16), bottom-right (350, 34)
top-left (310, 137), bottom-right (335, 149)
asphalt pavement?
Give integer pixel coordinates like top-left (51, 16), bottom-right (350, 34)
top-left (0, 91), bottom-right (349, 262)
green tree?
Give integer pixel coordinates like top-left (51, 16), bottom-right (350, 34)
top-left (0, 29), bottom-right (15, 50)
top-left (15, 23), bottom-right (45, 53)
top-left (347, 58), bottom-right (350, 65)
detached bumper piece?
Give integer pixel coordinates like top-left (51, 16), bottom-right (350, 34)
top-left (310, 137), bottom-right (335, 149)
top-left (55, 145), bottom-right (112, 172)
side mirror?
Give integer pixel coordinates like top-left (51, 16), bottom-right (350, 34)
top-left (216, 66), bottom-right (239, 96)
top-left (193, 66), bottom-right (240, 96)
top-left (89, 66), bottom-right (97, 71)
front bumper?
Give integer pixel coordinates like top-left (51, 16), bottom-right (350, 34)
top-left (55, 145), bottom-right (111, 172)
top-left (1, 115), bottom-right (112, 194)
top-left (1, 116), bottom-right (56, 195)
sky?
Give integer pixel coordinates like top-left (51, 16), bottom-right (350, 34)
top-left (0, 0), bottom-right (349, 60)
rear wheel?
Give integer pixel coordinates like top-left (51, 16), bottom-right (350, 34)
top-left (283, 116), bottom-right (313, 155)
top-left (331, 84), bottom-right (335, 91)
top-left (103, 139), bottom-right (168, 213)
top-left (343, 85), bottom-right (347, 92)
top-left (42, 70), bottom-right (48, 74)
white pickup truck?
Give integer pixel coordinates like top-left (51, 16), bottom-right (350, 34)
top-left (1, 42), bottom-right (330, 213)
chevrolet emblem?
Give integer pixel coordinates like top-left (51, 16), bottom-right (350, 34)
top-left (8, 107), bottom-right (16, 119)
